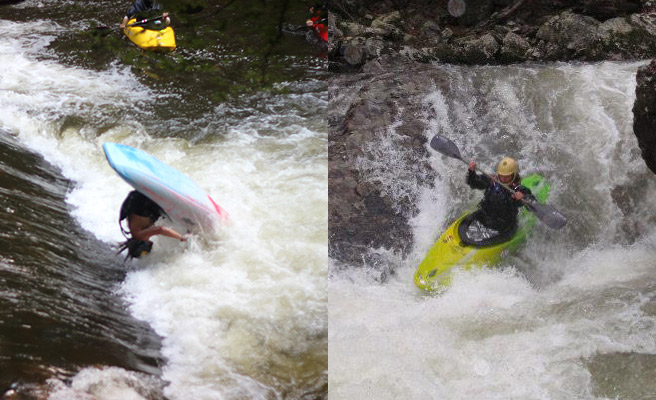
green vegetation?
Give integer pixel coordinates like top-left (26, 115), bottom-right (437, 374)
top-left (45, 0), bottom-right (325, 112)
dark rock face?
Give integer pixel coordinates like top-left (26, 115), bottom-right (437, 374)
top-left (329, 1), bottom-right (656, 68)
top-left (583, 0), bottom-right (642, 20)
top-left (633, 60), bottom-right (656, 175)
top-left (329, 59), bottom-right (447, 266)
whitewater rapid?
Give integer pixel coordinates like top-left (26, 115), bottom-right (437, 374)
top-left (329, 62), bottom-right (656, 399)
top-left (1, 18), bottom-right (326, 400)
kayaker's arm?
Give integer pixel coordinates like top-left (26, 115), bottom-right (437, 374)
top-left (307, 14), bottom-right (328, 26)
top-left (514, 185), bottom-right (536, 203)
top-left (120, 12), bottom-right (170, 29)
top-left (466, 161), bottom-right (490, 190)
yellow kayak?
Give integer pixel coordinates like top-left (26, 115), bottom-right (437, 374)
top-left (414, 174), bottom-right (550, 291)
top-left (123, 18), bottom-right (176, 52)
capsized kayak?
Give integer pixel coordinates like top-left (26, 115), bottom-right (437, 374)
top-left (103, 143), bottom-right (227, 235)
top-left (123, 18), bottom-right (176, 52)
top-left (414, 174), bottom-right (550, 292)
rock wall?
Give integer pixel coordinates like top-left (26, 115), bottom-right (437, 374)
top-left (329, 1), bottom-right (656, 69)
top-left (633, 60), bottom-right (656, 174)
top-left (329, 58), bottom-right (447, 267)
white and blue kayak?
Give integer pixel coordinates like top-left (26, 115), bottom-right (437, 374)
top-left (103, 142), bottom-right (227, 234)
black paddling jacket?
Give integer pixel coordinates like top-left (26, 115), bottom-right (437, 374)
top-left (466, 170), bottom-right (535, 230)
top-left (126, 0), bottom-right (162, 18)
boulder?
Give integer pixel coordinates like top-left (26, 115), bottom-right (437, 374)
top-left (632, 60), bottom-right (656, 175)
top-left (500, 31), bottom-right (532, 62)
top-left (454, 33), bottom-right (500, 63)
top-left (371, 11), bottom-right (403, 37)
top-left (329, 61), bottom-right (449, 266)
top-left (536, 11), bottom-right (600, 57)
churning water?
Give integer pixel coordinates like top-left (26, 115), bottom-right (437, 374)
top-left (0, 10), bottom-right (326, 400)
top-left (329, 62), bottom-right (656, 400)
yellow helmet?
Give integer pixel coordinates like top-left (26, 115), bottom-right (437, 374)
top-left (497, 157), bottom-right (519, 178)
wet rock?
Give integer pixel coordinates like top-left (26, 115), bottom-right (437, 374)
top-left (500, 31), bottom-right (532, 61)
top-left (456, 33), bottom-right (500, 63)
top-left (535, 11), bottom-right (600, 58)
top-left (363, 37), bottom-right (387, 59)
top-left (371, 11), bottom-right (403, 37)
top-left (328, 12), bottom-right (341, 54)
top-left (331, 0), bottom-right (656, 68)
top-left (341, 21), bottom-right (367, 37)
top-left (342, 37), bottom-right (367, 66)
top-left (329, 61), bottom-right (447, 265)
top-left (583, 0), bottom-right (641, 20)
top-left (422, 20), bottom-right (442, 35)
top-left (632, 59), bottom-right (656, 175)
top-left (598, 16), bottom-right (634, 37)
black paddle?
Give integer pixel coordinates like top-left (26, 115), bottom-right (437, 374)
top-left (429, 134), bottom-right (567, 230)
top-left (92, 14), bottom-right (165, 33)
top-left (125, 14), bottom-right (165, 28)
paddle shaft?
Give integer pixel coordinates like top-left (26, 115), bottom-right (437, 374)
top-left (448, 155), bottom-right (523, 200)
top-left (429, 134), bottom-right (567, 229)
top-left (93, 15), bottom-right (166, 32)
top-left (127, 14), bottom-right (165, 28)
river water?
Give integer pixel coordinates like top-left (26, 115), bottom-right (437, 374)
top-left (1, 1), bottom-right (326, 399)
top-left (329, 62), bottom-right (656, 399)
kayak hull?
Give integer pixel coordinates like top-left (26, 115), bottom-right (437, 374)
top-left (123, 18), bottom-right (176, 52)
top-left (414, 174), bottom-right (550, 291)
top-left (103, 143), bottom-right (227, 235)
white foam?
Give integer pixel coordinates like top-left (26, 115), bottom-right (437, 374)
top-left (47, 367), bottom-right (162, 400)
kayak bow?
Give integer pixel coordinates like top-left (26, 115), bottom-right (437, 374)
top-left (123, 17), bottom-right (176, 52)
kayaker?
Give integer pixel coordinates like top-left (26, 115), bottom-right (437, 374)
top-left (464, 157), bottom-right (536, 245)
top-left (117, 190), bottom-right (188, 259)
top-left (120, 0), bottom-right (170, 29)
top-left (306, 3), bottom-right (328, 41)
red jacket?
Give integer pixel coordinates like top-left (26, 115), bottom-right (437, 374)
top-left (310, 16), bottom-right (328, 42)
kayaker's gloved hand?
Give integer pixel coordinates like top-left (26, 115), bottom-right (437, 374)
top-left (468, 161), bottom-right (476, 171)
top-left (512, 191), bottom-right (524, 201)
